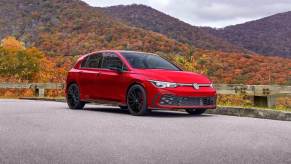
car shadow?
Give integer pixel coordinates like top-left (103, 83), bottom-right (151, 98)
top-left (83, 107), bottom-right (213, 118)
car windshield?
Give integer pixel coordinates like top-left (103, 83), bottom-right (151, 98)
top-left (121, 52), bottom-right (181, 71)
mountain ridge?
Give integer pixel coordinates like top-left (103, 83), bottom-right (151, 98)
top-left (204, 11), bottom-right (291, 58)
top-left (101, 4), bottom-right (249, 54)
top-left (103, 4), bottom-right (291, 58)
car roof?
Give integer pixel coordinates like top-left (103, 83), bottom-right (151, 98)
top-left (114, 50), bottom-right (156, 55)
top-left (83, 50), bottom-right (157, 56)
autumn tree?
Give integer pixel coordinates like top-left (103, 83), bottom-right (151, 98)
top-left (0, 36), bottom-right (44, 81)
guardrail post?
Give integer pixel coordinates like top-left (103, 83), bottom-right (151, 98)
top-left (34, 87), bottom-right (45, 97)
top-left (267, 95), bottom-right (276, 108)
top-left (39, 88), bottom-right (45, 97)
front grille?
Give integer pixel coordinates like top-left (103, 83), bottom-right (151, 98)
top-left (160, 95), bottom-right (216, 106)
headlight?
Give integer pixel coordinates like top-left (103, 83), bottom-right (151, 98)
top-left (210, 83), bottom-right (214, 88)
top-left (149, 80), bottom-right (177, 88)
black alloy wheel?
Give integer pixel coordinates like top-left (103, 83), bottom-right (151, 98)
top-left (127, 84), bottom-right (149, 116)
top-left (67, 83), bottom-right (85, 109)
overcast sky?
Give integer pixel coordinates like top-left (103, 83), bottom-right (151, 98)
top-left (82, 0), bottom-right (291, 28)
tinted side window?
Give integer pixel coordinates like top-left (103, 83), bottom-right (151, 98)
top-left (101, 53), bottom-right (123, 69)
top-left (80, 56), bottom-right (88, 68)
top-left (85, 53), bottom-right (102, 68)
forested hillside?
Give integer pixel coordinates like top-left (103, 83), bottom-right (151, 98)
top-left (205, 11), bottom-right (291, 58)
top-left (0, 0), bottom-right (190, 56)
top-left (102, 4), bottom-right (247, 53)
top-left (0, 0), bottom-right (290, 86)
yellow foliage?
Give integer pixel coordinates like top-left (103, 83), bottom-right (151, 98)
top-left (1, 36), bottom-right (25, 51)
top-left (217, 94), bottom-right (253, 107)
top-left (276, 97), bottom-right (291, 110)
top-left (174, 55), bottom-right (197, 72)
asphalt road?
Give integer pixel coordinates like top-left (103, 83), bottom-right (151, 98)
top-left (0, 99), bottom-right (291, 164)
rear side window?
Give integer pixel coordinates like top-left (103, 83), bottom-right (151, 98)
top-left (101, 53), bottom-right (123, 69)
top-left (80, 56), bottom-right (88, 68)
top-left (82, 53), bottom-right (102, 68)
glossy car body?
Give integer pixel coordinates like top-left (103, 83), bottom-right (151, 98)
top-left (66, 50), bottom-right (216, 115)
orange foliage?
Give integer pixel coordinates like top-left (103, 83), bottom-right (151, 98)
top-left (191, 50), bottom-right (291, 85)
top-left (1, 36), bottom-right (25, 51)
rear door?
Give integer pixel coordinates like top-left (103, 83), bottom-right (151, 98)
top-left (78, 53), bottom-right (103, 100)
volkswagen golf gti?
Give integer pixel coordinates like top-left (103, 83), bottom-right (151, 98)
top-left (66, 50), bottom-right (216, 116)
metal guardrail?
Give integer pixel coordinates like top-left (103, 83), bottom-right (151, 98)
top-left (214, 84), bottom-right (291, 96)
top-left (214, 84), bottom-right (291, 107)
top-left (0, 83), bottom-right (64, 97)
top-left (0, 83), bottom-right (290, 108)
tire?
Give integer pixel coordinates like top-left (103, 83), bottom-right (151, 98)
top-left (66, 83), bottom-right (85, 110)
top-left (185, 109), bottom-right (206, 115)
top-left (127, 84), bottom-right (149, 116)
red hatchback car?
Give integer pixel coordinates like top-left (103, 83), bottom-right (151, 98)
top-left (66, 50), bottom-right (216, 116)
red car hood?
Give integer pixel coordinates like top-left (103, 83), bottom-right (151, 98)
top-left (134, 69), bottom-right (211, 84)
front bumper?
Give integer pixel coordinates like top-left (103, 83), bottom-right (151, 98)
top-left (147, 85), bottom-right (217, 110)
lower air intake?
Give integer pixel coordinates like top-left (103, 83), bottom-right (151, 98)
top-left (160, 95), bottom-right (216, 106)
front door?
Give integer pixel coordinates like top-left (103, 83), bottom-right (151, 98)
top-left (98, 52), bottom-right (127, 101)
